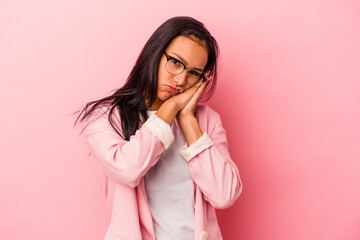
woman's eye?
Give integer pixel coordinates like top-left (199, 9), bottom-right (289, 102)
top-left (170, 58), bottom-right (181, 66)
top-left (189, 71), bottom-right (201, 76)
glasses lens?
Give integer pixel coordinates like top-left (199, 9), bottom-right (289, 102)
top-left (187, 72), bottom-right (202, 82)
top-left (166, 58), bottom-right (184, 75)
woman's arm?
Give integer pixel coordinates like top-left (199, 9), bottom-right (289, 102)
top-left (81, 79), bottom-right (206, 188)
top-left (174, 78), bottom-right (242, 208)
top-left (184, 109), bottom-right (242, 209)
top-left (81, 107), bottom-right (174, 188)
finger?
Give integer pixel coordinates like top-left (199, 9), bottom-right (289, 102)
top-left (192, 79), bottom-right (208, 100)
top-left (174, 77), bottom-right (209, 109)
top-left (185, 80), bottom-right (209, 111)
top-left (178, 78), bottom-right (203, 99)
top-left (193, 79), bottom-right (204, 87)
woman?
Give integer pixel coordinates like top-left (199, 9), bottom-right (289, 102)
top-left (74, 16), bottom-right (242, 240)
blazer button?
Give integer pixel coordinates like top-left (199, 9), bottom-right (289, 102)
top-left (200, 231), bottom-right (208, 240)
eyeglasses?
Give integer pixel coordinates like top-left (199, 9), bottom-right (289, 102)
top-left (164, 52), bottom-right (205, 82)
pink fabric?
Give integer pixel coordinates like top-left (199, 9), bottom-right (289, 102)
top-left (179, 132), bottom-right (214, 162)
top-left (81, 104), bottom-right (242, 240)
top-left (142, 114), bottom-right (174, 150)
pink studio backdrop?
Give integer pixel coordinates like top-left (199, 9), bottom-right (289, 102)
top-left (1, 0), bottom-right (359, 239)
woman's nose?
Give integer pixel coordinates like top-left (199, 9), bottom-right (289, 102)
top-left (174, 70), bottom-right (188, 86)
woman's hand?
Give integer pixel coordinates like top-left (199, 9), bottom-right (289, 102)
top-left (166, 79), bottom-right (202, 112)
top-left (169, 76), bottom-right (210, 115)
top-left (155, 76), bottom-right (210, 130)
top-left (175, 76), bottom-right (210, 146)
top-left (178, 78), bottom-right (209, 117)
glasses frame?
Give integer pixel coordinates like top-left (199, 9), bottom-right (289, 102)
top-left (163, 51), bottom-right (206, 82)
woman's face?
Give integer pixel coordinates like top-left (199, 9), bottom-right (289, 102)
top-left (150, 35), bottom-right (208, 110)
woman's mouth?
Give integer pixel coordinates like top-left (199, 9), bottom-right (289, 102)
top-left (166, 85), bottom-right (180, 94)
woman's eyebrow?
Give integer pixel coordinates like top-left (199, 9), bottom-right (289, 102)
top-left (170, 52), bottom-right (203, 72)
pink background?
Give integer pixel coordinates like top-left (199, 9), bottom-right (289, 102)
top-left (1, 0), bottom-right (359, 239)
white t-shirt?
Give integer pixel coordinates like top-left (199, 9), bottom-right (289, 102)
top-left (144, 110), bottom-right (195, 240)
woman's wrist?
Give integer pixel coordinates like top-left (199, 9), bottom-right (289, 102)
top-left (177, 107), bottom-right (195, 119)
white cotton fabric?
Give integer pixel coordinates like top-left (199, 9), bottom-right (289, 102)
top-left (143, 110), bottom-right (195, 240)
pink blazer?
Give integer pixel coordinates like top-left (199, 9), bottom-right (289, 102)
top-left (81, 104), bottom-right (242, 240)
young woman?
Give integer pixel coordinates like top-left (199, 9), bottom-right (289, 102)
top-left (74, 16), bottom-right (242, 240)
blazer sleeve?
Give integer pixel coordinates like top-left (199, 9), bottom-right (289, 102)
top-left (80, 108), bottom-right (174, 188)
top-left (186, 109), bottom-right (243, 209)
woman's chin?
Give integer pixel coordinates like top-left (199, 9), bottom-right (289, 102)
top-left (159, 92), bottom-right (173, 101)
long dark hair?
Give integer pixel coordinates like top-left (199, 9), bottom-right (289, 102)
top-left (73, 16), bottom-right (219, 140)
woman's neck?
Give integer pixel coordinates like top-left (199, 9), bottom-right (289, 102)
top-left (146, 98), bottom-right (163, 111)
